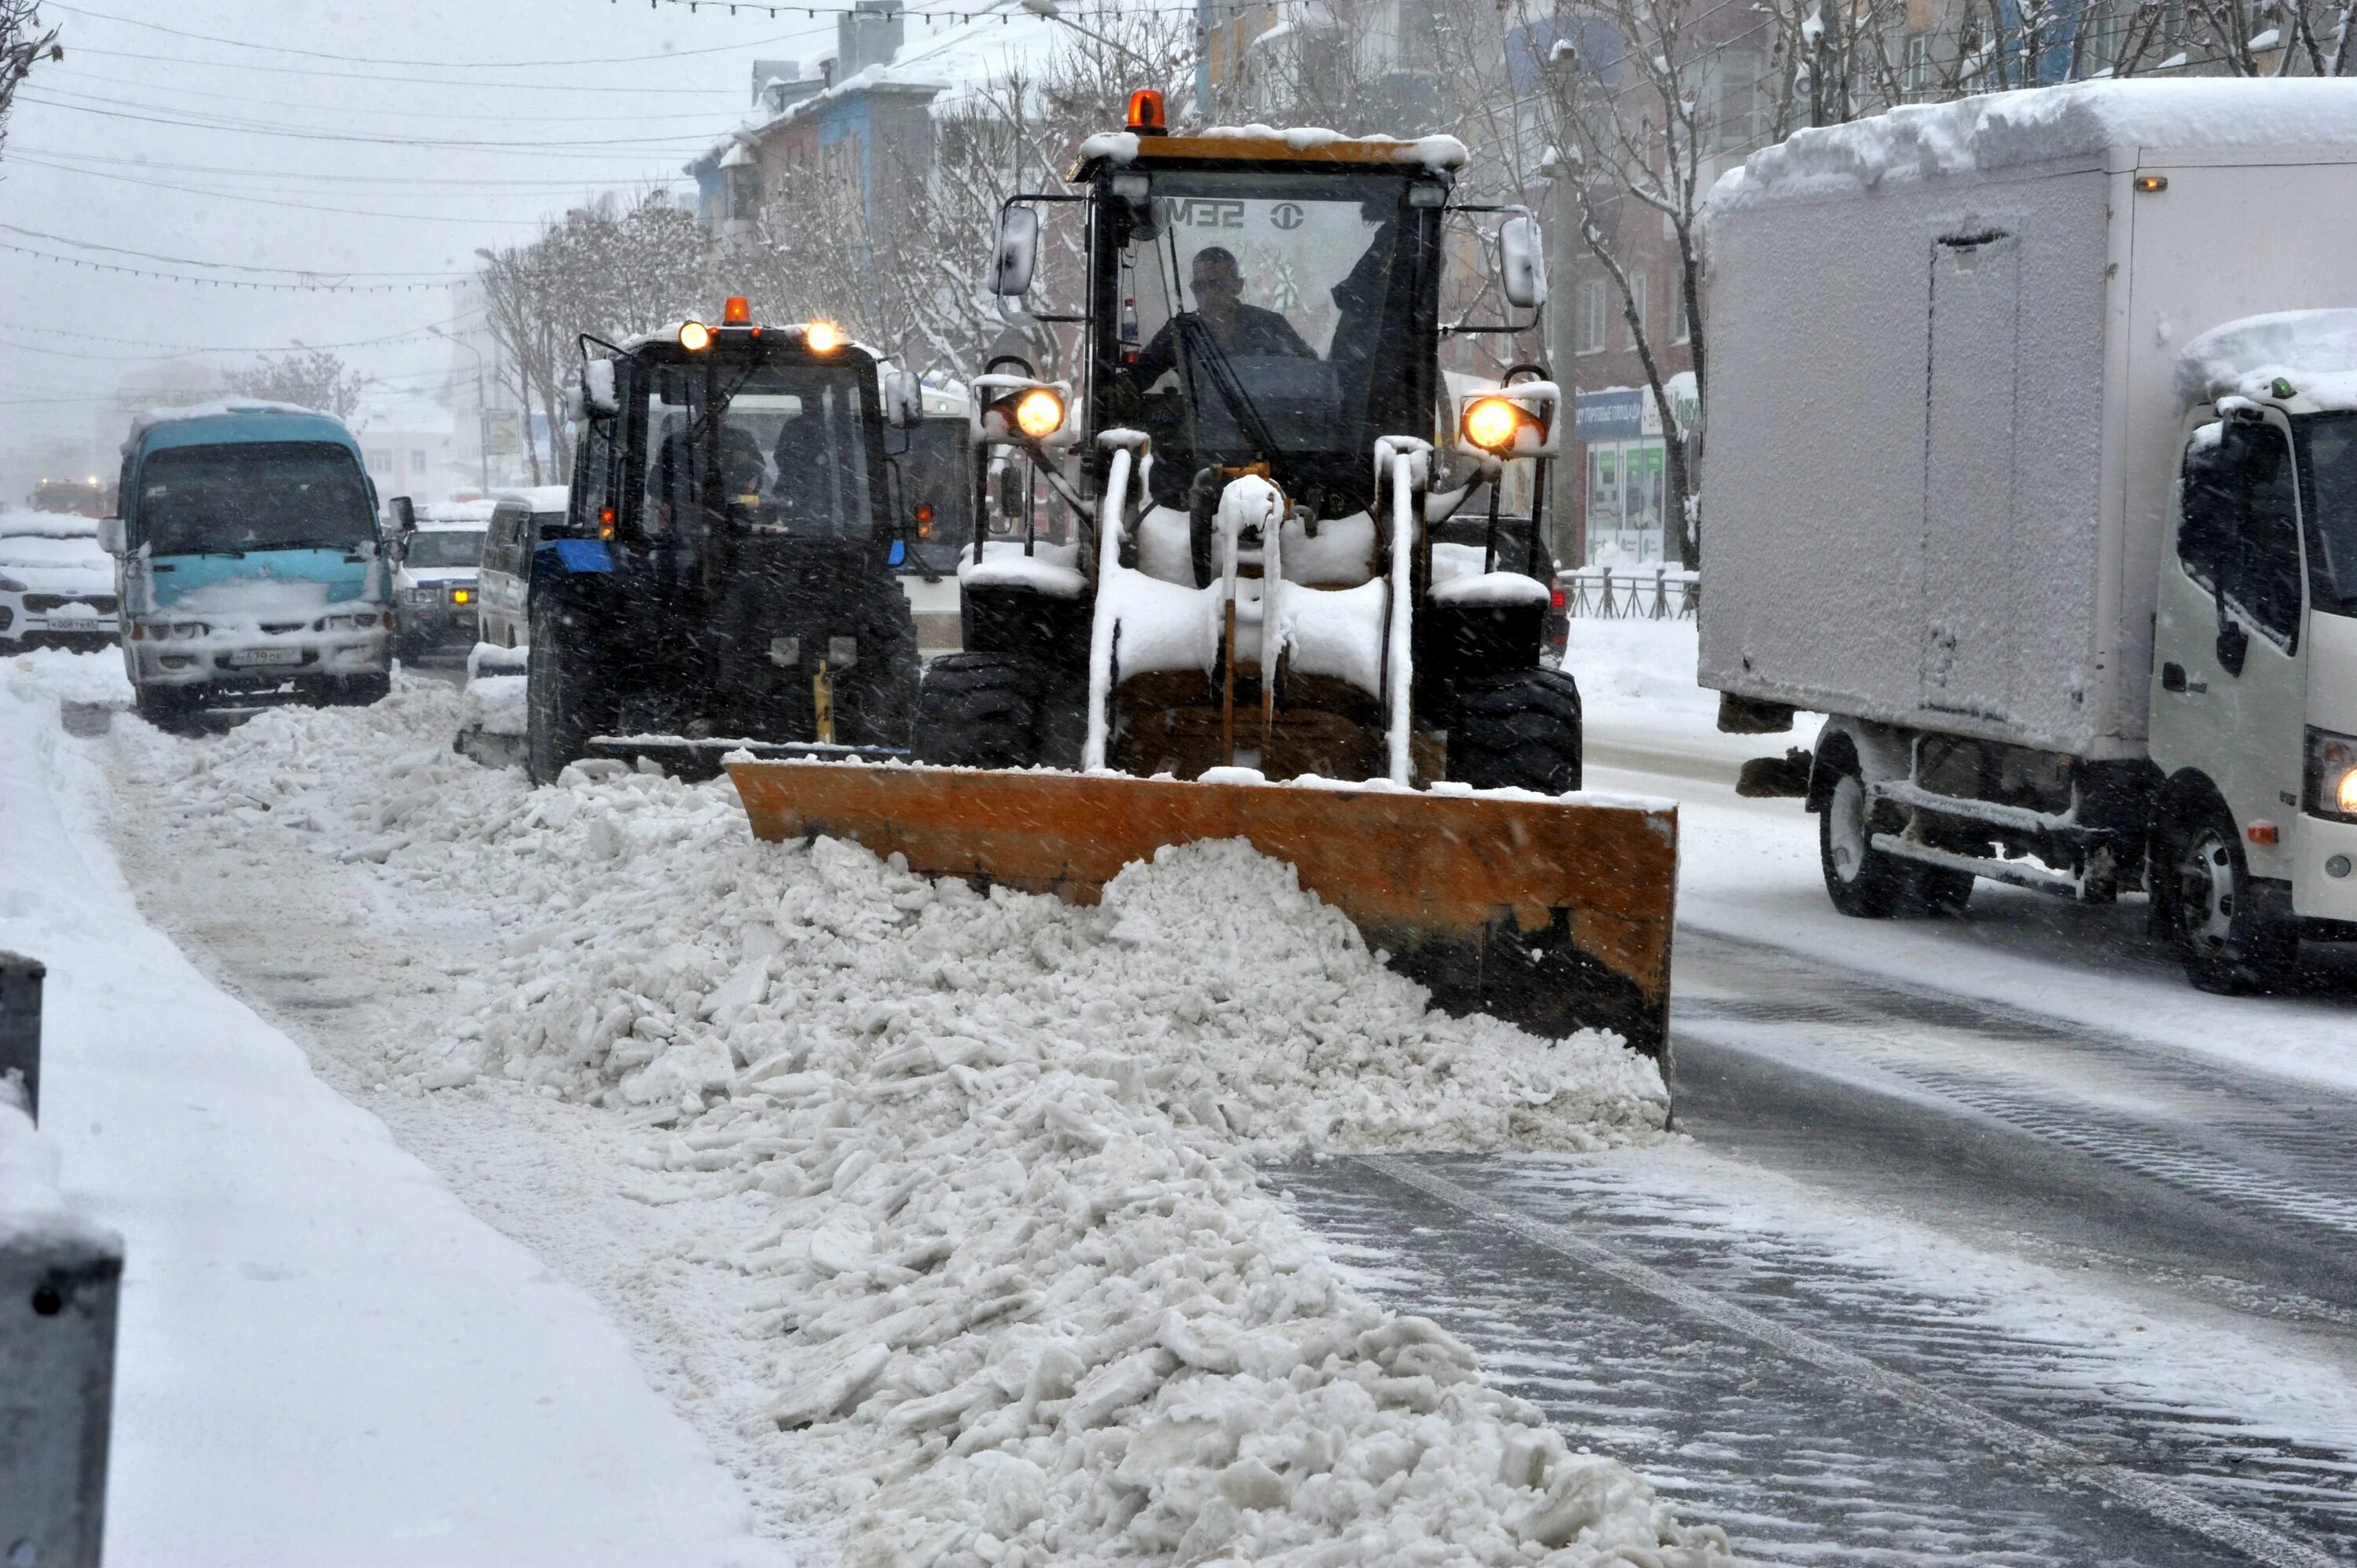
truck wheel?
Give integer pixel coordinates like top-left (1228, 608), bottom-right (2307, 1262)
top-left (134, 683), bottom-right (199, 732)
top-left (1816, 736), bottom-right (1923, 918)
top-left (330, 672), bottom-right (391, 707)
top-left (911, 653), bottom-right (1039, 768)
top-left (526, 589), bottom-right (598, 786)
top-left (2155, 791), bottom-right (2298, 994)
top-left (1446, 669), bottom-right (1582, 793)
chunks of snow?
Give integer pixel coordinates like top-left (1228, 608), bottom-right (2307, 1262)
top-left (1710, 81), bottom-right (2357, 211)
top-left (75, 671), bottom-right (1725, 1566)
top-left (959, 539), bottom-right (1087, 599)
top-left (0, 1090), bottom-right (117, 1257)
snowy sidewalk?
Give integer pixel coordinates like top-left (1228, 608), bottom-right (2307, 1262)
top-left (0, 658), bottom-right (790, 1567)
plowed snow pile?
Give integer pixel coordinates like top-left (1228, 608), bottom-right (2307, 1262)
top-left (82, 670), bottom-right (1727, 1567)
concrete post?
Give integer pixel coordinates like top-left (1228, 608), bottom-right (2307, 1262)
top-left (0, 954), bottom-right (42, 1121)
top-left (0, 1229), bottom-right (121, 1568)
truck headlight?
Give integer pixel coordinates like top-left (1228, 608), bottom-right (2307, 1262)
top-left (318, 611), bottom-right (382, 632)
top-left (400, 587), bottom-right (436, 605)
top-left (2304, 726), bottom-right (2357, 822)
top-left (0, 574), bottom-right (25, 593)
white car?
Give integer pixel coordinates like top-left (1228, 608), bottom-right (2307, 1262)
top-left (393, 501), bottom-right (493, 662)
top-left (475, 485), bottom-right (573, 650)
top-left (0, 507), bottom-right (119, 650)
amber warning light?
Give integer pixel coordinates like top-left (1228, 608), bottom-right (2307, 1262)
top-left (1127, 89), bottom-right (1167, 136)
top-left (723, 295), bottom-right (751, 324)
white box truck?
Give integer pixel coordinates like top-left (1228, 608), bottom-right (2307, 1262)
top-left (1699, 82), bottom-right (2357, 991)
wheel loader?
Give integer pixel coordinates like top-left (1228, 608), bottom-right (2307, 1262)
top-left (728, 99), bottom-right (1678, 1056)
top-left (523, 302), bottom-right (924, 782)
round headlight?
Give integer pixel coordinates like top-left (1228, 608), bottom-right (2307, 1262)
top-left (2337, 765), bottom-right (2357, 816)
top-left (805, 320), bottom-right (842, 354)
top-left (678, 321), bottom-right (713, 353)
top-left (1014, 387), bottom-right (1065, 440)
top-left (1462, 396), bottom-right (1522, 452)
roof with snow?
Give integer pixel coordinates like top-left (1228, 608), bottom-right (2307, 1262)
top-left (123, 401), bottom-right (355, 457)
top-left (496, 485), bottom-right (574, 512)
top-left (1709, 80), bottom-right (2357, 212)
top-left (1076, 126), bottom-right (1469, 175)
top-left (2176, 309), bottom-right (2357, 415)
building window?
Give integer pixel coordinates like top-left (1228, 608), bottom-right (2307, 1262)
top-left (1904, 34), bottom-right (1932, 100)
top-left (411, 449), bottom-right (427, 471)
top-left (1672, 278), bottom-right (1691, 344)
top-left (1625, 272), bottom-right (1648, 347)
top-left (368, 449), bottom-right (392, 471)
top-left (1577, 279), bottom-right (1609, 353)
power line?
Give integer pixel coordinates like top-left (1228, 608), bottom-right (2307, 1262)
top-left (1, 242), bottom-right (460, 293)
top-left (0, 222), bottom-right (468, 280)
top-left (0, 311), bottom-right (486, 357)
top-left (4, 154), bottom-right (611, 226)
top-left (9, 144), bottom-right (689, 189)
top-left (42, 1), bottom-right (803, 68)
top-left (68, 42), bottom-right (776, 92)
top-left (17, 91), bottom-right (717, 152)
top-left (46, 65), bottom-right (746, 123)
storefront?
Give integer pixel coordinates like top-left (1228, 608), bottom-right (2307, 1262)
top-left (1571, 379), bottom-right (1695, 566)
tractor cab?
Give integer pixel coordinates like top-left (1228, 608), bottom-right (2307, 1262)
top-left (520, 303), bottom-right (923, 782)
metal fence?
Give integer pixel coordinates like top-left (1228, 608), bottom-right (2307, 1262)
top-left (1559, 566), bottom-right (1699, 621)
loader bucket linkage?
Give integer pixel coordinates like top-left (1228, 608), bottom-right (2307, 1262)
top-left (728, 761), bottom-right (1677, 1059)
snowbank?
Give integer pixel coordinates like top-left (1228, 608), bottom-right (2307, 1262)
top-left (0, 1089), bottom-right (116, 1258)
top-left (74, 669), bottom-right (1728, 1566)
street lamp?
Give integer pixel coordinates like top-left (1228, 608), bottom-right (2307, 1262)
top-left (429, 324), bottom-right (491, 494)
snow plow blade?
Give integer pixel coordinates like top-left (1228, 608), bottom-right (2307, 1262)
top-left (726, 762), bottom-right (1677, 1059)
top-left (585, 735), bottom-right (905, 781)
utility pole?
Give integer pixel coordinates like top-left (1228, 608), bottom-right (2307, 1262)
top-left (430, 324), bottom-right (491, 494)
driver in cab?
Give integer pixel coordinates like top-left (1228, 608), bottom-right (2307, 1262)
top-left (1131, 246), bottom-right (1314, 387)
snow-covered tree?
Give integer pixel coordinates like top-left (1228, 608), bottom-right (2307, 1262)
top-left (225, 350), bottom-right (372, 423)
top-left (0, 0), bottom-right (60, 165)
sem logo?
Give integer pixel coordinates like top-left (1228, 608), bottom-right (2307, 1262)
top-left (1270, 203), bottom-right (1306, 230)
top-left (1171, 198), bottom-right (1245, 229)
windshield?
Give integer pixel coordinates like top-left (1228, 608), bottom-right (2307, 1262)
top-left (136, 441), bottom-right (376, 557)
top-left (894, 417), bottom-right (969, 573)
top-left (2296, 413), bottom-right (2357, 617)
top-left (1098, 170), bottom-right (1440, 511)
top-left (643, 357), bottom-right (875, 540)
top-left (406, 530), bottom-right (485, 570)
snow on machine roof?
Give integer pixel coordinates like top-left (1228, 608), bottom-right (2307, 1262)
top-left (2176, 309), bottom-right (2357, 416)
top-left (123, 399), bottom-right (353, 456)
top-left (1709, 79), bottom-right (2357, 212)
top-left (495, 485), bottom-right (573, 514)
top-left (1074, 125), bottom-right (1468, 174)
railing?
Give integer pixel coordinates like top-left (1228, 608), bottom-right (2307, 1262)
top-left (1559, 566), bottom-right (1699, 621)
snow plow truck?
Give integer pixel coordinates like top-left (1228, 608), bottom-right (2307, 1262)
top-left (728, 93), bottom-right (1679, 1057)
top-left (525, 306), bottom-right (926, 782)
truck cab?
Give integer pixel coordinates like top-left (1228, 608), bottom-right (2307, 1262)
top-left (2149, 313), bottom-right (2357, 984)
top-left (103, 401), bottom-right (394, 727)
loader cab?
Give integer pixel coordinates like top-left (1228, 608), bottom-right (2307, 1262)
top-left (2150, 326), bottom-right (2357, 969)
top-left (1075, 144), bottom-right (1453, 518)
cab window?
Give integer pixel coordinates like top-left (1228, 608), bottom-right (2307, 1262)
top-left (2179, 419), bottom-right (2304, 647)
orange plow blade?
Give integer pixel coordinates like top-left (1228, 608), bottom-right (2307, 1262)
top-left (726, 762), bottom-right (1677, 1059)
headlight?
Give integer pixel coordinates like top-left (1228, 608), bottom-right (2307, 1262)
top-left (678, 321), bottom-right (713, 353)
top-left (318, 611), bottom-right (382, 632)
top-left (449, 586), bottom-right (473, 605)
top-left (0, 574), bottom-right (24, 593)
top-left (144, 620), bottom-right (210, 641)
top-left (1461, 395), bottom-right (1523, 452)
top-left (400, 587), bottom-right (436, 605)
top-left (2308, 726), bottom-right (2357, 822)
top-left (805, 320), bottom-right (841, 354)
top-left (1013, 387), bottom-right (1064, 440)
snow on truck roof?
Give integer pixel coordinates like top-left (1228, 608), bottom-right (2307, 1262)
top-left (1076, 126), bottom-right (1468, 171)
top-left (494, 485), bottom-right (572, 513)
top-left (1709, 80), bottom-right (2357, 211)
top-left (123, 399), bottom-right (354, 455)
top-left (2177, 310), bottom-right (2357, 415)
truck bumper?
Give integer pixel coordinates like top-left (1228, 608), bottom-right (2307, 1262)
top-left (2293, 811), bottom-right (2357, 927)
top-left (132, 631), bottom-right (389, 689)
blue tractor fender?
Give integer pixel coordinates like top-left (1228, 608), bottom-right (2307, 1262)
top-left (531, 537), bottom-right (614, 586)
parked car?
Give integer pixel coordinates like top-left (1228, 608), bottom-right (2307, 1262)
top-left (29, 479), bottom-right (108, 518)
top-left (0, 508), bottom-right (119, 650)
top-left (475, 485), bottom-right (574, 650)
top-left (392, 500), bottom-right (493, 661)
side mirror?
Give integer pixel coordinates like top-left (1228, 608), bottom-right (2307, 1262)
top-left (582, 358), bottom-right (620, 418)
top-left (97, 516), bottom-right (125, 556)
top-left (386, 496), bottom-right (416, 560)
top-left (883, 370), bottom-right (923, 428)
top-left (564, 384), bottom-right (586, 424)
top-left (991, 207), bottom-right (1039, 297)
top-left (1498, 214), bottom-right (1549, 311)
top-left (993, 461), bottom-right (1026, 521)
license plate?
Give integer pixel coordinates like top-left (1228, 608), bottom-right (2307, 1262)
top-left (229, 648), bottom-right (303, 668)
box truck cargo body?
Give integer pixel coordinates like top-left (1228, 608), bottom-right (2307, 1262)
top-left (1699, 82), bottom-right (2357, 991)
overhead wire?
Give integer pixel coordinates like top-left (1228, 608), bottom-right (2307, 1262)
top-left (1, 241), bottom-right (462, 293)
top-left (2, 155), bottom-right (618, 226)
top-left (41, 1), bottom-right (805, 68)
top-left (0, 222), bottom-right (468, 279)
top-left (16, 92), bottom-right (720, 152)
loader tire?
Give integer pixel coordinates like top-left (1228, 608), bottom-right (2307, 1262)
top-left (1447, 669), bottom-right (1582, 794)
top-left (911, 652), bottom-right (1040, 769)
top-left (526, 588), bottom-right (600, 786)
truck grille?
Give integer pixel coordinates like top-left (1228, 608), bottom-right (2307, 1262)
top-left (22, 594), bottom-right (118, 614)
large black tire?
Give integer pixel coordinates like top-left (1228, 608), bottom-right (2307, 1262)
top-left (911, 652), bottom-right (1041, 768)
top-left (2151, 785), bottom-right (2298, 994)
top-left (1446, 668), bottom-right (1582, 794)
top-left (526, 584), bottom-right (603, 786)
top-left (1813, 735), bottom-right (1974, 918)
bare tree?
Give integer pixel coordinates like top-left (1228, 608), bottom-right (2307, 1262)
top-left (1, 0), bottom-right (60, 164)
top-left (225, 350), bottom-right (371, 423)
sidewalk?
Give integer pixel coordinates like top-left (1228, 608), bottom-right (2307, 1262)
top-left (0, 654), bottom-right (792, 1568)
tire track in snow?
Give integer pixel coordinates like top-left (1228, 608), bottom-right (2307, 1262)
top-left (1283, 1155), bottom-right (2354, 1567)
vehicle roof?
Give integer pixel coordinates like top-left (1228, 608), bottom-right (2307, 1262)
top-left (493, 485), bottom-right (572, 513)
top-left (2177, 309), bottom-right (2357, 416)
top-left (1073, 126), bottom-right (1468, 180)
top-left (1710, 80), bottom-right (2357, 213)
top-left (125, 400), bottom-right (361, 459)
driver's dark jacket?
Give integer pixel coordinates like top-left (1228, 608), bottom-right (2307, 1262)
top-left (1130, 305), bottom-right (1314, 389)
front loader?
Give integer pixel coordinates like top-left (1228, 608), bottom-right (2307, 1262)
top-left (729, 99), bottom-right (1677, 1055)
top-left (526, 303), bottom-right (923, 782)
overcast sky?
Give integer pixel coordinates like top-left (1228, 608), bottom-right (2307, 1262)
top-left (0, 0), bottom-right (850, 475)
